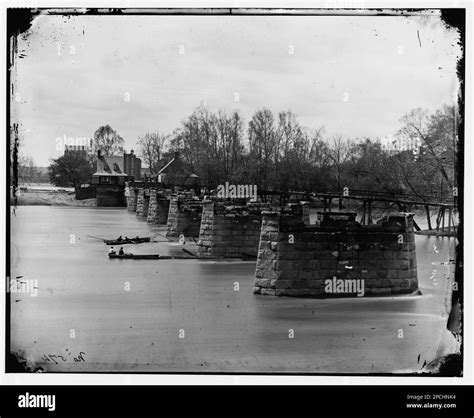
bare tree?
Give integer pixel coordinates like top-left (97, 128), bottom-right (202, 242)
top-left (397, 106), bottom-right (456, 192)
top-left (91, 125), bottom-right (124, 157)
top-left (327, 136), bottom-right (355, 192)
top-left (169, 104), bottom-right (245, 187)
top-left (137, 132), bottom-right (168, 174)
top-left (248, 108), bottom-right (278, 190)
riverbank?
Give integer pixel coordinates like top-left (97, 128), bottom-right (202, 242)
top-left (12, 188), bottom-right (96, 207)
top-left (415, 227), bottom-right (457, 237)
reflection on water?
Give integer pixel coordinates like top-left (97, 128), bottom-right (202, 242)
top-left (10, 206), bottom-right (457, 373)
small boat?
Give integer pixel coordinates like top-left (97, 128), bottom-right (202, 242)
top-left (109, 253), bottom-right (171, 260)
top-left (108, 253), bottom-right (195, 260)
top-left (104, 237), bottom-right (151, 245)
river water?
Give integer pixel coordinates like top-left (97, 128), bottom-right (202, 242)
top-left (9, 206), bottom-right (457, 373)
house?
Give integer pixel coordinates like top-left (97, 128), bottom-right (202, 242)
top-left (124, 149), bottom-right (141, 181)
top-left (154, 151), bottom-right (199, 190)
top-left (91, 150), bottom-right (142, 206)
top-left (92, 152), bottom-right (127, 186)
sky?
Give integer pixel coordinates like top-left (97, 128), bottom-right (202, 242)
top-left (13, 12), bottom-right (461, 166)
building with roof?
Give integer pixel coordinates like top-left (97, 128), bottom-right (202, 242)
top-left (153, 151), bottom-right (199, 190)
top-left (91, 150), bottom-right (142, 206)
top-left (92, 151), bottom-right (127, 186)
top-left (124, 149), bottom-right (141, 181)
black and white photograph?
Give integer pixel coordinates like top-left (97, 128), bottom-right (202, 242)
top-left (7, 7), bottom-right (464, 377)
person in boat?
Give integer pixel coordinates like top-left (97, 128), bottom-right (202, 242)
top-left (119, 247), bottom-right (124, 255)
top-left (125, 236), bottom-right (129, 241)
top-left (108, 247), bottom-right (116, 255)
top-left (117, 235), bottom-right (123, 242)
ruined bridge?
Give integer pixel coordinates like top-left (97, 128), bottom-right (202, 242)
top-left (262, 187), bottom-right (455, 206)
top-left (124, 182), bottom-right (457, 298)
top-left (260, 188), bottom-right (457, 233)
top-left (126, 181), bottom-right (457, 235)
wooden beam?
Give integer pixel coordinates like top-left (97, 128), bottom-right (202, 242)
top-left (436, 207), bottom-right (442, 231)
top-left (368, 200), bottom-right (373, 225)
top-left (312, 192), bottom-right (454, 208)
top-left (425, 204), bottom-right (432, 230)
top-left (361, 201), bottom-right (366, 226)
top-left (413, 220), bottom-right (421, 231)
top-left (452, 210), bottom-right (457, 235)
top-left (448, 208), bottom-right (452, 235)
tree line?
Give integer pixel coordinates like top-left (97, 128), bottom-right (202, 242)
top-left (17, 103), bottom-right (455, 201)
top-left (139, 103), bottom-right (457, 202)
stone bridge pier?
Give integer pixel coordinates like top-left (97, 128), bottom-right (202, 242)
top-left (166, 196), bottom-right (203, 237)
top-left (135, 188), bottom-right (150, 218)
top-left (254, 205), bottom-right (419, 298)
top-left (147, 190), bottom-right (171, 224)
top-left (197, 199), bottom-right (272, 259)
top-left (126, 186), bottom-right (139, 212)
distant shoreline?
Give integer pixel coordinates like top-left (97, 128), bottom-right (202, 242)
top-left (11, 186), bottom-right (96, 207)
top-left (10, 186), bottom-right (456, 232)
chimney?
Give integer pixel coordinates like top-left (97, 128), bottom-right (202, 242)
top-left (174, 151), bottom-right (180, 160)
top-left (97, 149), bottom-right (102, 158)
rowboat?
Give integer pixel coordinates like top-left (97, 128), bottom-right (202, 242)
top-left (108, 253), bottom-right (196, 260)
top-left (108, 253), bottom-right (168, 260)
top-left (104, 237), bottom-right (151, 245)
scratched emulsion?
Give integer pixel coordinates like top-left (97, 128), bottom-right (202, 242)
top-left (10, 206), bottom-right (456, 373)
top-left (8, 10), bottom-right (462, 374)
